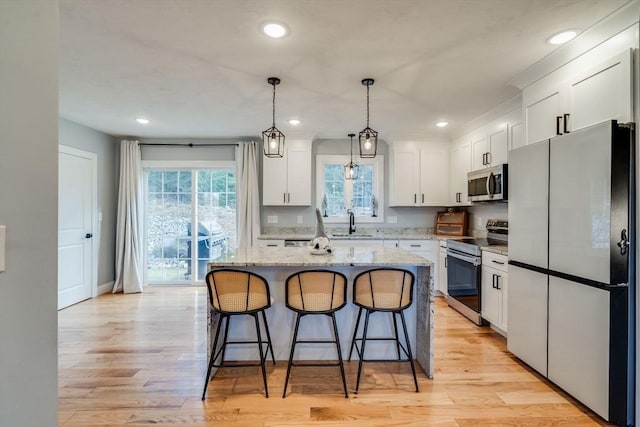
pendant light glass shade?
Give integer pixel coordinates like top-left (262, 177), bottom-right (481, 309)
top-left (344, 133), bottom-right (359, 180)
top-left (358, 78), bottom-right (378, 158)
top-left (262, 77), bottom-right (285, 157)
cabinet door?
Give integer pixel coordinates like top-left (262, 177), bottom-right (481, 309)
top-left (285, 147), bottom-right (311, 205)
top-left (481, 266), bottom-right (500, 326)
top-left (565, 49), bottom-right (632, 133)
top-left (471, 136), bottom-right (488, 170)
top-left (450, 143), bottom-right (471, 205)
top-left (262, 155), bottom-right (288, 205)
top-left (390, 148), bottom-right (419, 206)
top-left (523, 82), bottom-right (563, 145)
top-left (488, 127), bottom-right (508, 165)
top-left (498, 272), bottom-right (508, 332)
top-left (419, 148), bottom-right (448, 205)
top-left (509, 122), bottom-right (525, 151)
top-left (437, 249), bottom-right (448, 295)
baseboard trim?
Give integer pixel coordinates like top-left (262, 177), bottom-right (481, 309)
top-left (97, 281), bottom-right (114, 296)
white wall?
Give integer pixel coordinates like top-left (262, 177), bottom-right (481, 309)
top-left (0, 1), bottom-right (59, 426)
top-left (59, 118), bottom-right (118, 288)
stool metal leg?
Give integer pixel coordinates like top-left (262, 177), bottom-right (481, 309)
top-left (330, 312), bottom-right (349, 398)
top-left (392, 312), bottom-right (401, 361)
top-left (261, 310), bottom-right (276, 364)
top-left (202, 313), bottom-right (224, 400)
top-left (399, 310), bottom-right (419, 392)
top-left (254, 313), bottom-right (269, 398)
top-left (348, 307), bottom-right (363, 360)
top-left (219, 314), bottom-right (231, 364)
top-left (354, 309), bottom-right (371, 394)
top-left (282, 312), bottom-right (301, 398)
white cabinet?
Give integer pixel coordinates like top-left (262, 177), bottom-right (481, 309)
top-left (481, 251), bottom-right (508, 333)
top-left (437, 245), bottom-right (447, 295)
top-left (331, 239), bottom-right (383, 248)
top-left (397, 240), bottom-right (439, 292)
top-left (256, 239), bottom-right (284, 248)
top-left (262, 141), bottom-right (311, 206)
top-left (471, 127), bottom-right (509, 170)
top-left (523, 49), bottom-right (632, 145)
top-left (389, 143), bottom-right (449, 206)
top-left (449, 142), bottom-right (471, 205)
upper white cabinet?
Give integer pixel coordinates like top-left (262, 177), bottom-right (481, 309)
top-left (389, 142), bottom-right (449, 206)
top-left (523, 49), bottom-right (632, 145)
top-left (262, 141), bottom-right (311, 206)
top-left (449, 142), bottom-right (471, 205)
top-left (471, 126), bottom-right (509, 169)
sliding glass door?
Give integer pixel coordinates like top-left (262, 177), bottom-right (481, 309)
top-left (144, 163), bottom-right (236, 284)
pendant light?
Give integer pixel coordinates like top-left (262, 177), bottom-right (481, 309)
top-left (358, 78), bottom-right (378, 158)
top-left (262, 77), bottom-right (285, 157)
top-left (344, 133), bottom-right (359, 180)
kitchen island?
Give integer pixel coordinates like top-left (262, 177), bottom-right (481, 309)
top-left (207, 246), bottom-right (434, 378)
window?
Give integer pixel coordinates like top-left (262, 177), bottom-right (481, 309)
top-left (316, 155), bottom-right (384, 223)
top-left (144, 162), bottom-right (236, 284)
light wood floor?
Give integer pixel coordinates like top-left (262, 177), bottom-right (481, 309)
top-left (58, 287), bottom-right (610, 426)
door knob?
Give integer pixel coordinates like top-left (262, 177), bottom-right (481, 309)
top-left (85, 233), bottom-right (93, 239)
top-left (617, 229), bottom-right (629, 255)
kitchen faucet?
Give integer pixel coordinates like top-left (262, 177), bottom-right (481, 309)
top-left (347, 209), bottom-right (356, 234)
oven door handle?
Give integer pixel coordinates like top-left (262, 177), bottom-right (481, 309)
top-left (447, 251), bottom-right (481, 266)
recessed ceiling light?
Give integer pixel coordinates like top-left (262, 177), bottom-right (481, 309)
top-left (262, 22), bottom-right (288, 38)
top-left (547, 30), bottom-right (578, 45)
top-left (136, 117), bottom-right (150, 124)
top-left (436, 121), bottom-right (449, 128)
top-left (288, 119), bottom-right (301, 125)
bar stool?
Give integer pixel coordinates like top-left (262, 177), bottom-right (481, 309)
top-left (282, 270), bottom-right (349, 398)
top-left (202, 269), bottom-right (275, 399)
top-left (348, 268), bottom-right (419, 393)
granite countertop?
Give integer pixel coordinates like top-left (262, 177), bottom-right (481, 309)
top-left (208, 246), bottom-right (433, 267)
top-left (258, 233), bottom-right (468, 241)
top-left (481, 245), bottom-right (509, 256)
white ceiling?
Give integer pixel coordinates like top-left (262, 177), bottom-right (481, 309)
top-left (59, 0), bottom-right (629, 141)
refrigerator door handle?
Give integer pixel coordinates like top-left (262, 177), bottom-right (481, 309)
top-left (617, 229), bottom-right (629, 255)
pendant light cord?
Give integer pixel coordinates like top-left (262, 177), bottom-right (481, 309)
top-left (272, 82), bottom-right (276, 128)
top-left (366, 83), bottom-right (370, 127)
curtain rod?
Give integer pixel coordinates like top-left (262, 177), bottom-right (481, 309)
top-left (139, 143), bottom-right (240, 147)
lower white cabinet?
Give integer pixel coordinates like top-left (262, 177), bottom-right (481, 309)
top-left (481, 251), bottom-right (508, 332)
top-left (437, 247), bottom-right (447, 295)
top-left (397, 240), bottom-right (439, 293)
top-left (331, 239), bottom-right (384, 248)
top-left (256, 239), bottom-right (284, 248)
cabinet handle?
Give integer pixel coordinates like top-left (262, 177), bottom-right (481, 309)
top-left (410, 244), bottom-right (421, 248)
top-left (563, 113), bottom-right (570, 133)
top-left (556, 116), bottom-right (563, 135)
top-left (414, 194), bottom-right (417, 203)
top-left (496, 275), bottom-right (501, 290)
top-left (266, 244), bottom-right (278, 247)
top-left (482, 153), bottom-right (486, 165)
top-left (421, 193), bottom-right (424, 204)
top-left (445, 257), bottom-right (448, 268)
top-left (486, 152), bottom-right (491, 165)
top-left (491, 260), bottom-right (505, 265)
top-left (287, 193), bottom-right (291, 203)
top-left (492, 274), bottom-right (496, 289)
top-left (283, 193), bottom-right (286, 203)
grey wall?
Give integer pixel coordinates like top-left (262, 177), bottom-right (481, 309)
top-left (0, 1), bottom-right (59, 425)
top-left (59, 118), bottom-right (118, 287)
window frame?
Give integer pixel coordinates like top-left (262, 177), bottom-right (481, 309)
top-left (142, 160), bottom-right (236, 286)
top-left (315, 155), bottom-right (384, 223)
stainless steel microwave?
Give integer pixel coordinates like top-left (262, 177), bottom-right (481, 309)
top-left (467, 164), bottom-right (508, 202)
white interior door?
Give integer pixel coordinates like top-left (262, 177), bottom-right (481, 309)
top-left (58, 146), bottom-right (96, 309)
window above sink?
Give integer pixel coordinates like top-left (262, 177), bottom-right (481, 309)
top-left (315, 155), bottom-right (384, 223)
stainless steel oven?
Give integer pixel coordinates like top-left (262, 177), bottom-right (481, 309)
top-left (446, 245), bottom-right (482, 325)
top-left (446, 219), bottom-right (508, 325)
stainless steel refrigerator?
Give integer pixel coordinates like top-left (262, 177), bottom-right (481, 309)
top-left (508, 120), bottom-right (635, 425)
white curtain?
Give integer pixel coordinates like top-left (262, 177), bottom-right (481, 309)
top-left (237, 141), bottom-right (261, 248)
top-left (113, 140), bottom-right (144, 293)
